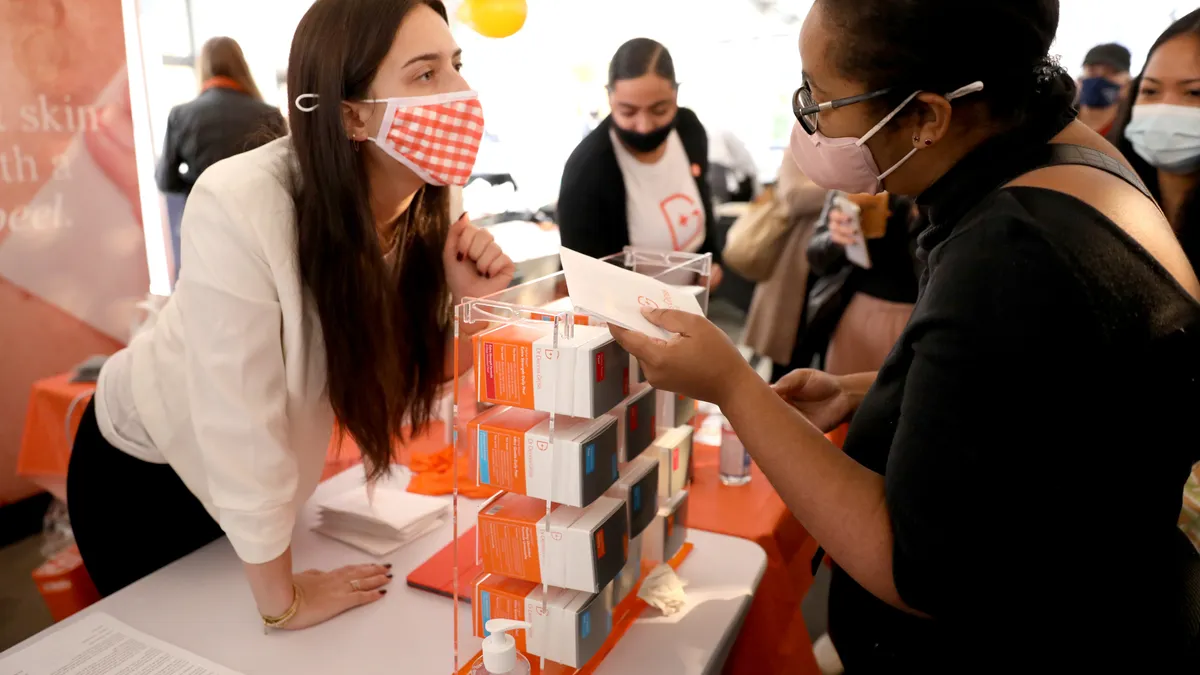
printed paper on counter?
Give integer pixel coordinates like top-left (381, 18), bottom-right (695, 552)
top-left (559, 247), bottom-right (705, 340)
top-left (0, 612), bottom-right (244, 675)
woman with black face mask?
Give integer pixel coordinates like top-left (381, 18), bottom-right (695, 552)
top-left (557, 38), bottom-right (723, 287)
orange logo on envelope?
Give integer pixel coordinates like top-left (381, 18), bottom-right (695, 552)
top-left (544, 350), bottom-right (556, 360)
top-left (536, 440), bottom-right (548, 451)
top-left (637, 295), bottom-right (659, 310)
top-left (551, 532), bottom-right (562, 541)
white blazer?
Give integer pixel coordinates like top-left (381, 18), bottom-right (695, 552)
top-left (97, 138), bottom-right (334, 565)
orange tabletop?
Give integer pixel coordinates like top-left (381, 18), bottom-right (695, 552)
top-left (15, 371), bottom-right (451, 500)
top-left (689, 440), bottom-right (822, 675)
top-left (16, 374), bottom-right (96, 501)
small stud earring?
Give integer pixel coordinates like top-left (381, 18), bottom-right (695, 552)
top-left (924, 139), bottom-right (933, 146)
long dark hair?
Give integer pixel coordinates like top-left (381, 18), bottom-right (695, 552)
top-left (1108, 8), bottom-right (1200, 264)
top-left (288, 0), bottom-right (451, 480)
top-left (200, 37), bottom-right (263, 101)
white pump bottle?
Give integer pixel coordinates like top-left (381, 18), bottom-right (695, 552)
top-left (469, 619), bottom-right (532, 675)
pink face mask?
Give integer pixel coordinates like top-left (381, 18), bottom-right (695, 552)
top-left (788, 82), bottom-right (984, 195)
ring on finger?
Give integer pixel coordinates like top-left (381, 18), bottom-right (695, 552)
top-left (350, 579), bottom-right (361, 591)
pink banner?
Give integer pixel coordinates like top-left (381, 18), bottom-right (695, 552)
top-left (0, 0), bottom-right (149, 503)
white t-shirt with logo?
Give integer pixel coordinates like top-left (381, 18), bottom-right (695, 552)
top-left (611, 128), bottom-right (706, 255)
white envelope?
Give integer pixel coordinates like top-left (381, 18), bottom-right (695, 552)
top-left (559, 247), bottom-right (706, 340)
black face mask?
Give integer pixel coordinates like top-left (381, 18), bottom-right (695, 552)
top-left (613, 115), bottom-right (677, 153)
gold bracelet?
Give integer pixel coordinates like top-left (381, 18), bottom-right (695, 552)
top-left (262, 584), bottom-right (302, 634)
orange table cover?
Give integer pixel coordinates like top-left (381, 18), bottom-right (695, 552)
top-left (689, 440), bottom-right (821, 675)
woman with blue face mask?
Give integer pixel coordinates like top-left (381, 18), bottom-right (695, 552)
top-left (606, 0), bottom-right (1200, 668)
top-left (1077, 43), bottom-right (1132, 136)
top-left (1113, 9), bottom-right (1200, 266)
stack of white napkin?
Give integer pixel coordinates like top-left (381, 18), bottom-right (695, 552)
top-left (314, 486), bottom-right (449, 557)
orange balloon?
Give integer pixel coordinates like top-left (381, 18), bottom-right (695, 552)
top-left (458, 0), bottom-right (526, 39)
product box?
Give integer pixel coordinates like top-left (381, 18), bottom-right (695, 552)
top-left (611, 533), bottom-right (644, 607)
top-left (475, 323), bottom-right (629, 418)
top-left (531, 296), bottom-right (596, 326)
top-left (474, 574), bottom-right (614, 668)
top-left (644, 490), bottom-right (689, 565)
top-left (651, 426), bottom-right (693, 499)
top-left (657, 389), bottom-right (696, 431)
top-left (470, 407), bottom-right (619, 507)
top-left (604, 454), bottom-right (659, 539)
top-left (615, 386), bottom-right (657, 462)
top-left (478, 492), bottom-right (628, 593)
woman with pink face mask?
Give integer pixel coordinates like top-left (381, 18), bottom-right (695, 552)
top-left (606, 0), bottom-right (1200, 668)
top-left (65, 0), bottom-right (513, 632)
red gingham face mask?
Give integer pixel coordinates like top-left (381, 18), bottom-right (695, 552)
top-left (364, 90), bottom-right (485, 186)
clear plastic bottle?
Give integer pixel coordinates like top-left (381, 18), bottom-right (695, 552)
top-left (717, 415), bottom-right (752, 486)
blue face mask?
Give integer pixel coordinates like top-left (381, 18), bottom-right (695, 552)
top-left (1080, 77), bottom-right (1122, 108)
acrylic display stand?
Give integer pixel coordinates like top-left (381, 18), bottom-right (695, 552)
top-left (445, 248), bottom-right (712, 675)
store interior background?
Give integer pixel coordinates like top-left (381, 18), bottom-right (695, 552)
top-left (1, 0), bottom-right (1195, 653)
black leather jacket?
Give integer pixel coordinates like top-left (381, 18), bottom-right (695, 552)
top-left (155, 87), bottom-right (286, 195)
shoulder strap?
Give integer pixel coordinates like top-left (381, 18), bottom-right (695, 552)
top-left (1033, 143), bottom-right (1156, 202)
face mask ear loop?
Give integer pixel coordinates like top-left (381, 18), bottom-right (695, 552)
top-left (857, 90), bottom-right (922, 147)
top-left (870, 81), bottom-right (987, 183)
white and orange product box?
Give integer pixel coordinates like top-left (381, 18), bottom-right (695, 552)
top-left (604, 454), bottom-right (660, 539)
top-left (474, 574), bottom-right (614, 668)
top-left (478, 492), bottom-right (629, 593)
top-left (656, 389), bottom-right (697, 431)
top-left (530, 296), bottom-right (596, 326)
top-left (611, 532), bottom-right (644, 607)
top-left (615, 386), bottom-right (657, 463)
top-left (469, 407), bottom-right (619, 507)
top-left (475, 323), bottom-right (630, 418)
top-left (644, 490), bottom-right (689, 565)
top-left (651, 425), bottom-right (693, 500)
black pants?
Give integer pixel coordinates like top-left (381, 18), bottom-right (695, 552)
top-left (67, 401), bottom-right (222, 597)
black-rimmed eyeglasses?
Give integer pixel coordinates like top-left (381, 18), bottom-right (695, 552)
top-left (792, 82), bottom-right (892, 135)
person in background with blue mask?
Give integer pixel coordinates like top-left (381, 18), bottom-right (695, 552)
top-left (1078, 43), bottom-right (1131, 136)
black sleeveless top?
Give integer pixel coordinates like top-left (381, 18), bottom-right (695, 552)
top-left (829, 113), bottom-right (1200, 671)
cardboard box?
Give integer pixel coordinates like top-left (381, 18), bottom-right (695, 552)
top-left (470, 407), bottom-right (619, 507)
top-left (652, 426), bottom-right (693, 500)
top-left (615, 386), bottom-right (657, 462)
top-left (475, 323), bottom-right (630, 418)
top-left (474, 574), bottom-right (614, 668)
top-left (604, 454), bottom-right (659, 539)
top-left (657, 389), bottom-right (696, 431)
top-left (611, 533), bottom-right (643, 607)
top-left (644, 490), bottom-right (689, 565)
top-left (478, 492), bottom-right (628, 593)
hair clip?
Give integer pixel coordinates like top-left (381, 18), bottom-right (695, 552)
top-left (295, 93), bottom-right (320, 112)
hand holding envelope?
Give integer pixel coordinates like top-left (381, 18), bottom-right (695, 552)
top-left (559, 247), bottom-right (706, 340)
top-left (558, 248), bottom-right (756, 405)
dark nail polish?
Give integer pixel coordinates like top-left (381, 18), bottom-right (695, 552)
top-left (456, 253), bottom-right (464, 262)
top-left (384, 563), bottom-right (393, 569)
top-left (379, 589), bottom-right (388, 595)
top-left (386, 573), bottom-right (394, 579)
